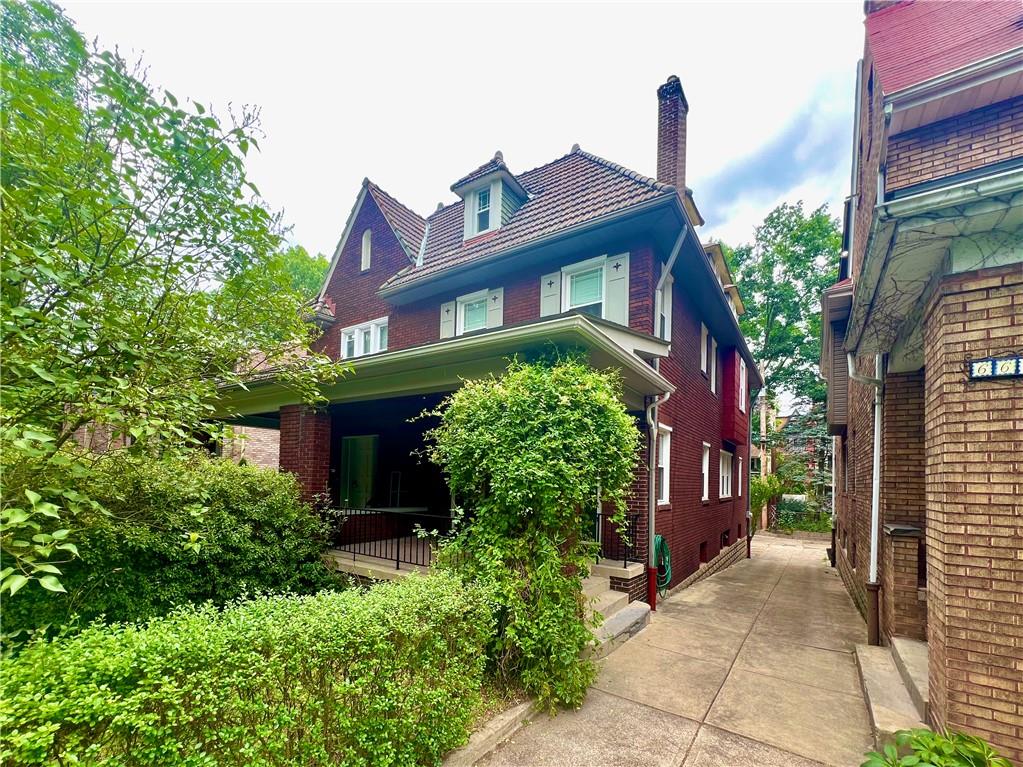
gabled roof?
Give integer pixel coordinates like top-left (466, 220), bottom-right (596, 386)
top-left (365, 182), bottom-right (426, 261)
top-left (866, 1), bottom-right (1023, 95)
top-left (380, 147), bottom-right (676, 292)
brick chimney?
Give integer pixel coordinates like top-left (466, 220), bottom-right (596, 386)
top-left (657, 75), bottom-right (689, 192)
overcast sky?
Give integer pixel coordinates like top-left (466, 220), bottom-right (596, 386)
top-left (64, 1), bottom-right (865, 258)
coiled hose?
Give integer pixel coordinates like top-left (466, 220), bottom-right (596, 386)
top-left (654, 534), bottom-right (672, 596)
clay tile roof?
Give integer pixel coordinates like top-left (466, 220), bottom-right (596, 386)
top-left (866, 1), bottom-right (1023, 95)
top-left (381, 148), bottom-right (675, 292)
top-left (451, 152), bottom-right (509, 191)
top-left (366, 182), bottom-right (426, 260)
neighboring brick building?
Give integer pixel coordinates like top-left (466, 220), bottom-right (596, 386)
top-left (219, 425), bottom-right (280, 468)
top-left (219, 77), bottom-right (760, 604)
top-left (821, 2), bottom-right (1022, 758)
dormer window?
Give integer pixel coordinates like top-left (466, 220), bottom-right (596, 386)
top-left (476, 188), bottom-right (491, 233)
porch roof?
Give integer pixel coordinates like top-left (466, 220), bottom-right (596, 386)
top-left (216, 312), bottom-right (674, 421)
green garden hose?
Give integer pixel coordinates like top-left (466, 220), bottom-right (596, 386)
top-left (654, 534), bottom-right (672, 596)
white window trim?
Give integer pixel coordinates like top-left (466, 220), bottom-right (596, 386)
top-left (476, 187), bottom-right (491, 233)
top-left (700, 324), bottom-right (708, 373)
top-left (456, 289), bottom-right (489, 336)
top-left (701, 442), bottom-right (711, 502)
top-left (561, 255), bottom-right (606, 316)
top-left (656, 425), bottom-right (672, 505)
top-left (710, 337), bottom-right (718, 394)
top-left (658, 274), bottom-right (673, 341)
top-left (360, 229), bottom-right (372, 271)
top-left (738, 456), bottom-right (743, 497)
top-left (466, 183), bottom-right (501, 239)
top-left (340, 316), bottom-right (388, 359)
top-left (739, 358), bottom-right (747, 413)
top-left (719, 450), bottom-right (733, 499)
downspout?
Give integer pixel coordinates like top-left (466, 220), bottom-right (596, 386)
top-left (847, 351), bottom-right (884, 645)
top-left (645, 229), bottom-right (686, 610)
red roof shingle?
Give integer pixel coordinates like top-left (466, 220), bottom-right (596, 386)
top-left (866, 1), bottom-right (1023, 95)
top-left (366, 182), bottom-right (426, 261)
top-left (380, 148), bottom-right (675, 292)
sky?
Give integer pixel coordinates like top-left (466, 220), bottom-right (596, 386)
top-left (62, 1), bottom-right (866, 260)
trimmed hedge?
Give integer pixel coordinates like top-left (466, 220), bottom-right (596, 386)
top-left (1, 572), bottom-right (493, 766)
top-left (2, 452), bottom-right (342, 637)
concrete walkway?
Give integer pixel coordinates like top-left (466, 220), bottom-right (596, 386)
top-left (479, 534), bottom-right (872, 767)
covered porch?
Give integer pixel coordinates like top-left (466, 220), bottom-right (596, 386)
top-left (216, 312), bottom-right (673, 584)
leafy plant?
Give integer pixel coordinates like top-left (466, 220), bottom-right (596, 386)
top-left (423, 358), bottom-right (641, 711)
top-left (1, 0), bottom-right (343, 595)
top-left (862, 728), bottom-right (1014, 767)
top-left (1, 572), bottom-right (493, 766)
top-left (2, 451), bottom-right (344, 639)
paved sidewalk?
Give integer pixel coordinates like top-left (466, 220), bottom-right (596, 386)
top-left (479, 534), bottom-right (872, 767)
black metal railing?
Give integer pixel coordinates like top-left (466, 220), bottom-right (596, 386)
top-left (331, 507), bottom-right (456, 570)
top-left (587, 513), bottom-right (641, 567)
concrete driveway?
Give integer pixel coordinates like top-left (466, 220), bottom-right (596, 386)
top-left (479, 534), bottom-right (872, 767)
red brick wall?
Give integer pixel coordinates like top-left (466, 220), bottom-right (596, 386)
top-left (278, 405), bottom-right (331, 504)
top-left (881, 371), bottom-right (926, 529)
top-left (656, 275), bottom-right (750, 588)
top-left (882, 532), bottom-right (927, 641)
top-left (850, 47), bottom-right (886, 282)
top-left (922, 265), bottom-right (1023, 761)
top-left (886, 96), bottom-right (1023, 193)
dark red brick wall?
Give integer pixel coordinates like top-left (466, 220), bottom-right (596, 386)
top-left (278, 405), bottom-right (331, 504)
top-left (886, 96), bottom-right (1023, 193)
top-left (655, 276), bottom-right (750, 588)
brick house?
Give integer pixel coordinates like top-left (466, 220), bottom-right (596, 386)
top-left (219, 76), bottom-right (760, 606)
top-left (820, 1), bottom-right (1022, 757)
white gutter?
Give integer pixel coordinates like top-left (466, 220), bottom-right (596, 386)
top-left (847, 353), bottom-right (884, 587)
top-left (879, 166), bottom-right (1023, 219)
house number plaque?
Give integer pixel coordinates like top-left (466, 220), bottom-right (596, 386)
top-left (967, 356), bottom-right (1023, 380)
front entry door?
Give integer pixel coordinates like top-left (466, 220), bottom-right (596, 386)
top-left (340, 435), bottom-right (378, 508)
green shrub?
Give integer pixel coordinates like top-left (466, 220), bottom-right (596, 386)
top-left (862, 728), bottom-right (1013, 767)
top-left (773, 497), bottom-right (832, 533)
top-left (424, 358), bottom-right (641, 711)
top-left (2, 452), bottom-right (342, 638)
top-left (1, 572), bottom-right (493, 766)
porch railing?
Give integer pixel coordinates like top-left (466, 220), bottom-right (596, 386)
top-left (588, 512), bottom-right (641, 567)
top-left (331, 507), bottom-right (455, 570)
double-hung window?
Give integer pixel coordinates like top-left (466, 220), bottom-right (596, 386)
top-left (701, 443), bottom-right (711, 502)
top-left (656, 426), bottom-right (671, 505)
top-left (739, 358), bottom-right (747, 412)
top-left (458, 290), bottom-right (489, 335)
top-left (700, 324), bottom-right (709, 372)
top-left (340, 316), bottom-right (388, 359)
top-left (710, 338), bottom-right (718, 394)
top-left (719, 450), bottom-right (733, 499)
top-left (476, 188), bottom-right (491, 233)
top-left (564, 259), bottom-right (604, 318)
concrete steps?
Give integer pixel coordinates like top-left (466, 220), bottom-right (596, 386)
top-left (588, 602), bottom-right (651, 660)
top-left (855, 644), bottom-right (927, 748)
top-left (891, 637), bottom-right (929, 722)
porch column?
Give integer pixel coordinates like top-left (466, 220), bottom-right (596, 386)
top-left (279, 404), bottom-right (331, 504)
top-left (922, 265), bottom-right (1023, 759)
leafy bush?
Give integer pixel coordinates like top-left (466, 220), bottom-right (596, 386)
top-left (773, 497), bottom-right (832, 533)
top-left (1, 572), bottom-right (493, 766)
top-left (862, 728), bottom-right (1013, 767)
top-left (2, 452), bottom-right (343, 638)
top-left (424, 358), bottom-right (641, 711)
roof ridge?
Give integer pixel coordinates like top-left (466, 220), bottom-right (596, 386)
top-left (366, 181), bottom-right (426, 225)
top-left (366, 180), bottom-right (427, 259)
top-left (573, 148), bottom-right (675, 193)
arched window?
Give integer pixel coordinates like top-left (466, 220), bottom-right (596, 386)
top-left (361, 229), bottom-right (372, 271)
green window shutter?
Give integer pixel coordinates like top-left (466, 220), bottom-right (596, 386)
top-left (604, 252), bottom-right (630, 326)
top-left (540, 271), bottom-right (561, 317)
top-left (486, 287), bottom-right (504, 328)
top-left (440, 301), bottom-right (456, 338)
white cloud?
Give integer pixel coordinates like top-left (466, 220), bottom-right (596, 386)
top-left (62, 1), bottom-right (865, 256)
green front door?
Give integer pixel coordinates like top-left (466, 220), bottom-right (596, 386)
top-left (340, 435), bottom-right (378, 508)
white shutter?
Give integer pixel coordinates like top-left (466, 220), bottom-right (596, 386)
top-left (440, 301), bottom-right (456, 339)
top-left (462, 194), bottom-right (473, 240)
top-left (540, 272), bottom-right (561, 317)
top-left (486, 287), bottom-right (504, 329)
top-left (604, 252), bottom-right (630, 326)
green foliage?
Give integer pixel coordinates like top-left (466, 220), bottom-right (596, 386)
top-left (751, 474), bottom-right (783, 517)
top-left (724, 201), bottom-right (841, 409)
top-left (274, 244), bottom-right (329, 299)
top-left (0, 1), bottom-right (343, 593)
top-left (773, 498), bottom-right (831, 533)
top-left (862, 728), bottom-right (1013, 767)
top-left (2, 452), bottom-right (343, 638)
top-left (424, 358), bottom-right (641, 710)
top-left (1, 572), bottom-right (493, 766)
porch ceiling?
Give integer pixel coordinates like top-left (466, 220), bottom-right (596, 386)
top-left (216, 313), bottom-right (674, 419)
top-left (847, 167), bottom-right (1023, 372)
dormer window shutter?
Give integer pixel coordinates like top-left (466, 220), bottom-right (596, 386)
top-left (486, 287), bottom-right (504, 328)
top-left (540, 271), bottom-right (561, 317)
top-left (440, 301), bottom-right (456, 339)
top-left (603, 252), bottom-right (630, 326)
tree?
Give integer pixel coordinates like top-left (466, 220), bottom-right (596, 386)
top-left (725, 201), bottom-right (841, 411)
top-left (0, 1), bottom-right (341, 597)
top-left (274, 244), bottom-right (329, 299)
